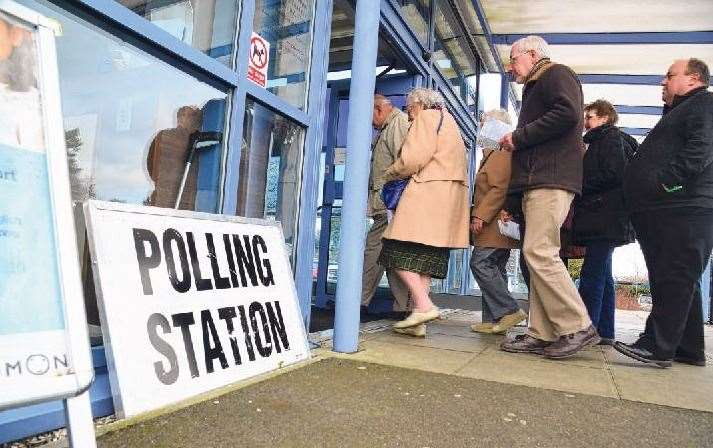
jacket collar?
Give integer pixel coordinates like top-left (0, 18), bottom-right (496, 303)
top-left (380, 108), bottom-right (402, 130)
top-left (664, 85), bottom-right (708, 114)
top-left (583, 123), bottom-right (615, 144)
top-left (523, 58), bottom-right (554, 85)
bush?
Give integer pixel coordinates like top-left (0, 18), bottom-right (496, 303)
top-left (567, 258), bottom-right (583, 280)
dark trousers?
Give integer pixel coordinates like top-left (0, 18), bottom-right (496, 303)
top-left (470, 247), bottom-right (519, 322)
top-left (631, 207), bottom-right (713, 360)
top-left (579, 243), bottom-right (616, 339)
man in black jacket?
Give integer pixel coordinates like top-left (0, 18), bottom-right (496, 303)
top-left (499, 35), bottom-right (599, 359)
top-left (616, 58), bottom-right (713, 368)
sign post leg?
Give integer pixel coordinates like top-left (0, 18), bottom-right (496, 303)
top-left (64, 391), bottom-right (97, 448)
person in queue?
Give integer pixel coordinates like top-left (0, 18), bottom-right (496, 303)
top-left (616, 58), bottom-right (713, 368)
top-left (361, 94), bottom-right (411, 315)
top-left (469, 109), bottom-right (525, 335)
top-left (379, 87), bottom-right (470, 337)
top-left (572, 100), bottom-right (637, 346)
top-left (498, 35), bottom-right (599, 358)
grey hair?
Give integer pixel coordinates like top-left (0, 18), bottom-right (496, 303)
top-left (406, 87), bottom-right (445, 109)
top-left (481, 108), bottom-right (511, 125)
top-left (512, 35), bottom-right (550, 59)
top-left (373, 94), bottom-right (392, 106)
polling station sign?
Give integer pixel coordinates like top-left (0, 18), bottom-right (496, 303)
top-left (84, 201), bottom-right (310, 418)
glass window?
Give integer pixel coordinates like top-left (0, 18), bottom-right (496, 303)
top-left (114, 0), bottom-right (239, 66)
top-left (18, 0), bottom-right (230, 329)
top-left (238, 99), bottom-right (305, 262)
top-left (434, 0), bottom-right (478, 97)
top-left (396, 0), bottom-right (430, 47)
top-left (19, 0), bottom-right (229, 213)
top-left (253, 0), bottom-right (315, 109)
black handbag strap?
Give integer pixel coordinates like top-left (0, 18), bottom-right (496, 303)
top-left (436, 108), bottom-right (444, 134)
top-left (477, 150), bottom-right (495, 172)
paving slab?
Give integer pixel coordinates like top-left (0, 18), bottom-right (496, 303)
top-left (339, 339), bottom-right (477, 375)
top-left (96, 359), bottom-right (713, 448)
top-left (455, 347), bottom-right (619, 398)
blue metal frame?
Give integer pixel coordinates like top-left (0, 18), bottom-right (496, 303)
top-left (293, 0), bottom-right (335, 328)
top-left (65, 0), bottom-right (239, 89)
top-left (490, 32), bottom-right (713, 45)
top-left (615, 105), bottom-right (664, 115)
top-left (381, 0), bottom-right (477, 140)
top-left (620, 127), bottom-right (651, 136)
top-left (470, 0), bottom-right (517, 108)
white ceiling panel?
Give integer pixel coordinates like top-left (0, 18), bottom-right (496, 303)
top-left (617, 114), bottom-right (661, 129)
top-left (481, 0), bottom-right (713, 34)
top-left (496, 44), bottom-right (713, 76)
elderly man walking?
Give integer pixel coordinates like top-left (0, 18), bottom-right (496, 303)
top-left (361, 94), bottom-right (410, 313)
top-left (615, 59), bottom-right (713, 368)
top-left (499, 35), bottom-right (599, 358)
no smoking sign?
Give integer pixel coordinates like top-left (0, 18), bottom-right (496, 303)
top-left (248, 32), bottom-right (270, 87)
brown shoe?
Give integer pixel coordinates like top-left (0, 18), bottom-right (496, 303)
top-left (543, 326), bottom-right (600, 359)
top-left (500, 334), bottom-right (551, 355)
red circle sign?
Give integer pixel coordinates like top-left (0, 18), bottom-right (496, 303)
top-left (250, 36), bottom-right (268, 69)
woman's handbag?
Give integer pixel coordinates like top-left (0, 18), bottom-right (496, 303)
top-left (381, 179), bottom-right (409, 211)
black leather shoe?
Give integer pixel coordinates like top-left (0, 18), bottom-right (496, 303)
top-left (673, 355), bottom-right (707, 366)
top-left (613, 341), bottom-right (672, 368)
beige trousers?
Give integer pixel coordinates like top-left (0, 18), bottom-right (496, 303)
top-left (362, 214), bottom-right (411, 311)
top-left (522, 189), bottom-right (591, 341)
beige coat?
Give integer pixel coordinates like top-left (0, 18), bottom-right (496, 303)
top-left (383, 109), bottom-right (470, 248)
top-left (369, 108), bottom-right (410, 216)
top-left (472, 148), bottom-right (519, 249)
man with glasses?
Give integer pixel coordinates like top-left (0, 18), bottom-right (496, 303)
top-left (499, 35), bottom-right (599, 358)
top-left (616, 59), bottom-right (713, 368)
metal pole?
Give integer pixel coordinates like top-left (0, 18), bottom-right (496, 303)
top-left (332, 0), bottom-right (381, 353)
top-left (64, 391), bottom-right (97, 448)
top-left (500, 74), bottom-right (509, 109)
top-left (701, 254), bottom-right (711, 323)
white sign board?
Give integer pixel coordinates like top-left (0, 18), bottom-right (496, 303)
top-left (84, 201), bottom-right (310, 418)
top-left (247, 32), bottom-right (270, 88)
top-left (0, 0), bottom-right (93, 411)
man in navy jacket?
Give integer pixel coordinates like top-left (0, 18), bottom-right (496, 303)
top-left (617, 58), bottom-right (713, 368)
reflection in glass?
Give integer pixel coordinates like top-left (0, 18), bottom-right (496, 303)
top-left (17, 0), bottom-right (228, 212)
top-left (253, 0), bottom-right (314, 109)
top-left (18, 0), bottom-right (229, 328)
top-left (396, 0), bottom-right (430, 46)
top-left (434, 0), bottom-right (478, 97)
top-left (239, 99), bottom-right (304, 263)
top-left (115, 0), bottom-right (239, 65)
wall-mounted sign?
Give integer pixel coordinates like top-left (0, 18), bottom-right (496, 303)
top-left (0, 0), bottom-right (93, 412)
top-left (247, 32), bottom-right (270, 88)
top-left (84, 201), bottom-right (310, 418)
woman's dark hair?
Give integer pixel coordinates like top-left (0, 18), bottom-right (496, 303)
top-left (584, 99), bottom-right (618, 125)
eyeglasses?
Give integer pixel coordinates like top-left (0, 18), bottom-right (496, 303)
top-left (508, 51), bottom-right (531, 65)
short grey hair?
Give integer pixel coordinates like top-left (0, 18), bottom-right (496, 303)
top-left (373, 94), bottom-right (392, 106)
top-left (481, 108), bottom-right (511, 125)
top-left (512, 35), bottom-right (550, 60)
top-left (406, 87), bottom-right (445, 109)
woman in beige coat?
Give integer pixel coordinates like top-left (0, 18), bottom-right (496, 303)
top-left (469, 110), bottom-right (525, 335)
top-left (379, 88), bottom-right (470, 335)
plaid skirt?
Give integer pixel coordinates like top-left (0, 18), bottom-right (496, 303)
top-left (379, 239), bottom-right (450, 279)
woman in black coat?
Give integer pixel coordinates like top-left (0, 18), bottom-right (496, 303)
top-left (573, 100), bottom-right (637, 345)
